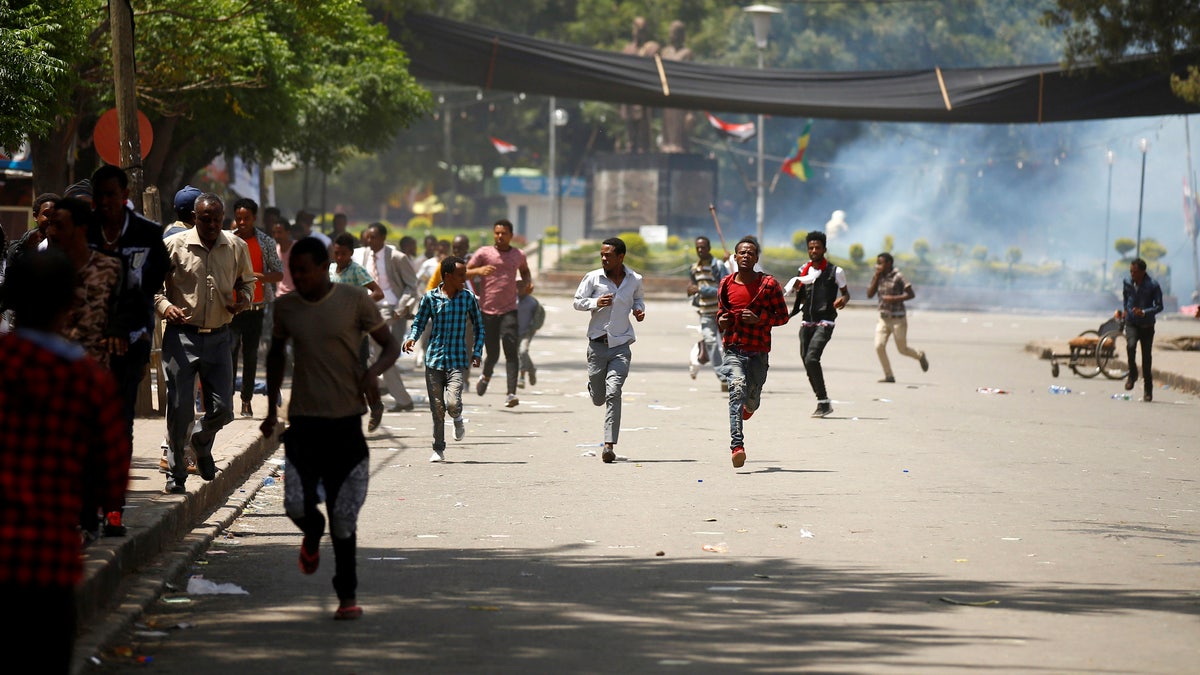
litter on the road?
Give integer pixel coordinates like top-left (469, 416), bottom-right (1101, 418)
top-left (187, 576), bottom-right (249, 595)
top-left (701, 543), bottom-right (728, 553)
top-left (800, 528), bottom-right (814, 538)
top-left (977, 387), bottom-right (1010, 394)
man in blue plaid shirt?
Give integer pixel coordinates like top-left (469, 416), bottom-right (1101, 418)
top-left (403, 256), bottom-right (484, 462)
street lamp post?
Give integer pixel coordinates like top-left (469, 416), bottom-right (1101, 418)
top-left (548, 98), bottom-right (569, 263)
top-left (1135, 138), bottom-right (1149, 260)
top-left (1103, 149), bottom-right (1114, 285)
top-left (744, 4), bottom-right (780, 248)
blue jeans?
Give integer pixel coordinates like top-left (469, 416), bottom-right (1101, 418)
top-left (699, 314), bottom-right (730, 382)
top-left (587, 340), bottom-right (631, 444)
top-left (724, 348), bottom-right (769, 449)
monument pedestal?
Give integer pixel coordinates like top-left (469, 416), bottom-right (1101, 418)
top-left (586, 153), bottom-right (717, 240)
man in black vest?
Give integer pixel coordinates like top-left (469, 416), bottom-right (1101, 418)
top-left (788, 230), bottom-right (850, 418)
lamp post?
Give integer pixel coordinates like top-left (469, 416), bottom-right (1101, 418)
top-left (548, 98), bottom-right (569, 263)
top-left (744, 4), bottom-right (780, 248)
top-left (1103, 149), bottom-right (1114, 285)
top-left (1135, 138), bottom-right (1149, 260)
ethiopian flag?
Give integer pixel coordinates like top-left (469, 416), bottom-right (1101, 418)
top-left (780, 122), bottom-right (812, 182)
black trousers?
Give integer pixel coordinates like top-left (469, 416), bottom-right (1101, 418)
top-left (230, 307), bottom-right (265, 402)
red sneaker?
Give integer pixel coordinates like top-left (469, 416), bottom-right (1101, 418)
top-left (741, 406), bottom-right (754, 420)
top-left (731, 446), bottom-right (746, 468)
top-left (298, 544), bottom-right (320, 575)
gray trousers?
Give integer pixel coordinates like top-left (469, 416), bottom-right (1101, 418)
top-left (373, 305), bottom-right (413, 407)
top-left (163, 324), bottom-right (234, 483)
top-left (587, 340), bottom-right (631, 445)
top-left (425, 367), bottom-right (466, 452)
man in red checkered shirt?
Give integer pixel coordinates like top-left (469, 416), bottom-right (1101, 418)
top-left (0, 250), bottom-right (131, 673)
top-left (716, 236), bottom-right (789, 469)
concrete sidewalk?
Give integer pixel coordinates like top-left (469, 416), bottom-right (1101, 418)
top-left (73, 413), bottom-right (281, 673)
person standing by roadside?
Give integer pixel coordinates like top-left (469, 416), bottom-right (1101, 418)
top-left (88, 165), bottom-right (170, 443)
top-left (0, 250), bottom-right (131, 674)
top-left (788, 230), bottom-right (849, 418)
top-left (687, 236), bottom-right (730, 390)
top-left (353, 222), bottom-right (417, 412)
top-left (402, 255), bottom-right (484, 462)
top-left (717, 236), bottom-right (789, 468)
top-left (573, 238), bottom-right (645, 463)
top-left (866, 252), bottom-right (928, 383)
top-left (155, 193), bottom-right (255, 494)
top-left (468, 219), bottom-right (531, 408)
top-left (1121, 257), bottom-right (1163, 401)
top-left (261, 237), bottom-right (400, 621)
top-left (229, 198), bottom-right (283, 418)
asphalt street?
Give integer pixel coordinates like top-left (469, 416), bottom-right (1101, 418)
top-left (91, 297), bottom-right (1199, 673)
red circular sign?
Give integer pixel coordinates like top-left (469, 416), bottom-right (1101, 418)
top-left (93, 108), bottom-right (154, 166)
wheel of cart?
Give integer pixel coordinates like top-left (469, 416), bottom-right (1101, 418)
top-left (1096, 316), bottom-right (1128, 380)
top-left (1066, 330), bottom-right (1101, 378)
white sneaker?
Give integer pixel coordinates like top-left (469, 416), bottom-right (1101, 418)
top-left (505, 394), bottom-right (519, 408)
top-left (430, 449), bottom-right (445, 462)
top-left (453, 418), bottom-right (466, 441)
top-left (688, 364), bottom-right (698, 380)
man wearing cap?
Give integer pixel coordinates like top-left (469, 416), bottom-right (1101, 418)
top-left (165, 185), bottom-right (201, 238)
top-left (87, 166), bottom-right (170, 444)
top-left (155, 193), bottom-right (255, 494)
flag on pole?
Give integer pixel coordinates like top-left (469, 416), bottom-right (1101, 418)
top-left (490, 136), bottom-right (518, 154)
top-left (780, 121), bottom-right (813, 182)
top-left (705, 112), bottom-right (756, 143)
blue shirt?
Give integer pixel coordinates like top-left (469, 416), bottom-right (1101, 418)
top-left (405, 285), bottom-right (484, 370)
top-left (1123, 274), bottom-right (1163, 326)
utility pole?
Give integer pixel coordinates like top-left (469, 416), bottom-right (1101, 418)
top-left (109, 0), bottom-right (144, 203)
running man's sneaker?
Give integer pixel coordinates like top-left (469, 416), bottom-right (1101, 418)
top-left (528, 369), bottom-right (537, 386)
top-left (812, 401), bottom-right (833, 418)
top-left (505, 394), bottom-right (519, 408)
top-left (601, 444), bottom-right (616, 463)
top-left (731, 446), bottom-right (746, 468)
top-left (476, 376), bottom-right (489, 396)
top-left (453, 417), bottom-right (466, 441)
top-left (919, 352), bottom-right (929, 372)
top-left (741, 406), bottom-right (754, 420)
top-left (430, 448), bottom-right (445, 462)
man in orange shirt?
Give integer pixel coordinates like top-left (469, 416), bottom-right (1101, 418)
top-left (229, 198), bottom-right (283, 418)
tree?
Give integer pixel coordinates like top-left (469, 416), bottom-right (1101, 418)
top-left (792, 229), bottom-right (809, 252)
top-left (849, 243), bottom-right (864, 265)
top-left (2, 0), bottom-right (96, 171)
top-left (1139, 237), bottom-right (1167, 261)
top-left (882, 235), bottom-right (894, 254)
top-left (30, 0), bottom-right (431, 208)
top-left (1114, 237), bottom-right (1136, 260)
top-left (913, 238), bottom-right (931, 263)
top-left (1044, 1), bottom-right (1200, 104)
top-left (971, 245), bottom-right (988, 262)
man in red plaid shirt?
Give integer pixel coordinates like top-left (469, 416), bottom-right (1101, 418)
top-left (716, 236), bottom-right (790, 469)
top-left (0, 250), bottom-right (131, 672)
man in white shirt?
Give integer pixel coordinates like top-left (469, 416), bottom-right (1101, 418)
top-left (572, 237), bottom-right (645, 464)
top-left (353, 222), bottom-right (418, 412)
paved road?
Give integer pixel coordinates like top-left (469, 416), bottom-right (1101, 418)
top-left (91, 299), bottom-right (1198, 673)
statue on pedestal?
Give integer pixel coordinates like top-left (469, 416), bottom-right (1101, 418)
top-left (619, 17), bottom-right (659, 154)
top-left (659, 21), bottom-right (694, 154)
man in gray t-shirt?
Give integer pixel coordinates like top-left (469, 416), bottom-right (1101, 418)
top-left (261, 237), bottom-right (400, 621)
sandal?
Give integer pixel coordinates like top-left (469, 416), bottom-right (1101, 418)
top-left (334, 605), bottom-right (363, 620)
top-left (298, 544), bottom-right (320, 575)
